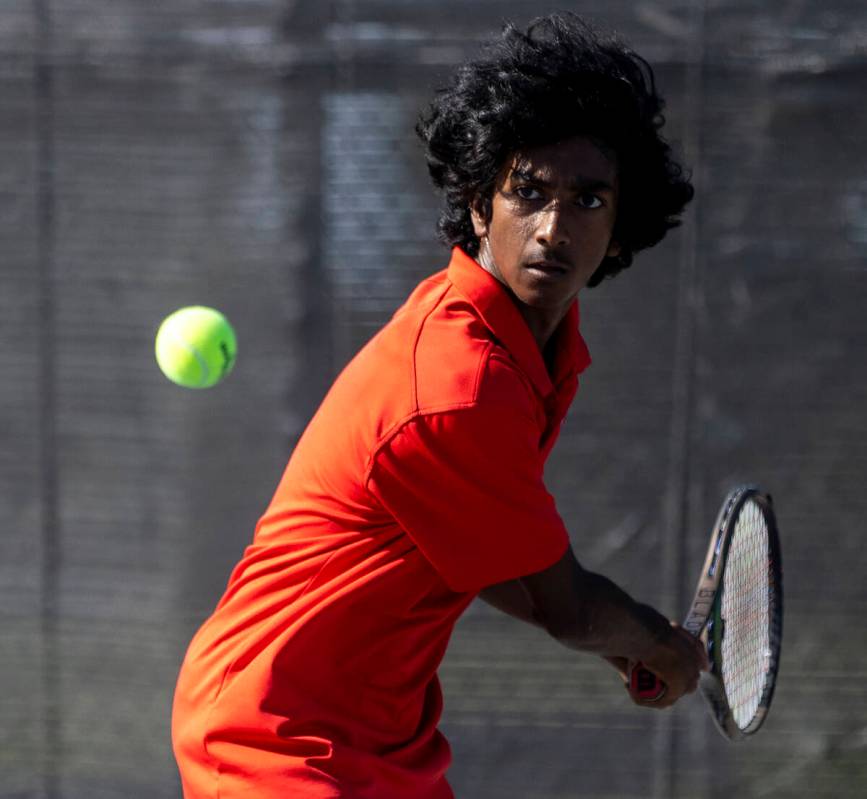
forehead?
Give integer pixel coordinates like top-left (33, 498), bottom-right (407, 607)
top-left (506, 135), bottom-right (619, 185)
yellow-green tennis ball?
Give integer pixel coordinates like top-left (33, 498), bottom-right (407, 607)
top-left (155, 306), bottom-right (237, 389)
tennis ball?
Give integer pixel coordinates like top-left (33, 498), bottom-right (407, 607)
top-left (155, 306), bottom-right (237, 389)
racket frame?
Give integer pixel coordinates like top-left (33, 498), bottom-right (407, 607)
top-left (699, 487), bottom-right (783, 739)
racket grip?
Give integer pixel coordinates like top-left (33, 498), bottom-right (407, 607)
top-left (629, 662), bottom-right (667, 702)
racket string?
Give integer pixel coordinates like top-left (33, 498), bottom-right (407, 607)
top-left (719, 499), bottom-right (771, 729)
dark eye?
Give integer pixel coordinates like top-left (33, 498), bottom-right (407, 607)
top-left (577, 193), bottom-right (603, 209)
top-left (514, 185), bottom-right (543, 201)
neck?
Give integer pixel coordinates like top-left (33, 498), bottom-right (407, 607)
top-left (519, 306), bottom-right (565, 353)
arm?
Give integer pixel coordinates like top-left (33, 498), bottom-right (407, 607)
top-left (483, 547), bottom-right (707, 708)
top-left (479, 576), bottom-right (631, 682)
top-left (478, 566), bottom-right (638, 677)
top-left (478, 579), bottom-right (544, 628)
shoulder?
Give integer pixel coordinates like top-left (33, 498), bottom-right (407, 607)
top-left (412, 287), bottom-right (536, 418)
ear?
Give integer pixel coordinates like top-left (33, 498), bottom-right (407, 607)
top-left (470, 195), bottom-right (490, 239)
top-left (606, 238), bottom-right (622, 258)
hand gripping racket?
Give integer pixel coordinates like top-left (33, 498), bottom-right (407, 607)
top-left (629, 485), bottom-right (783, 740)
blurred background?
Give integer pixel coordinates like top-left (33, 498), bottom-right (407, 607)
top-left (2, 1), bottom-right (866, 797)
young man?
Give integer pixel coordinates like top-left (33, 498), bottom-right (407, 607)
top-left (173, 13), bottom-right (707, 798)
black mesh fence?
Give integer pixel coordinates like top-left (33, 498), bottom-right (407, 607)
top-left (3, 1), bottom-right (867, 797)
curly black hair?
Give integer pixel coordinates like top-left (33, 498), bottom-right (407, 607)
top-left (416, 12), bottom-right (694, 286)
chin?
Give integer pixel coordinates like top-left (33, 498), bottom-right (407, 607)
top-left (515, 288), bottom-right (575, 310)
top-left (519, 275), bottom-right (584, 303)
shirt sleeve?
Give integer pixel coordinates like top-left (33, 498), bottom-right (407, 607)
top-left (365, 353), bottom-right (570, 592)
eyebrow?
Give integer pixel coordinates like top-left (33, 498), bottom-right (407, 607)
top-left (510, 169), bottom-right (617, 193)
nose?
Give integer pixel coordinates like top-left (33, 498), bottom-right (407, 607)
top-left (535, 203), bottom-right (571, 249)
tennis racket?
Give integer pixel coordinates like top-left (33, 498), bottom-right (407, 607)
top-left (629, 484), bottom-right (783, 740)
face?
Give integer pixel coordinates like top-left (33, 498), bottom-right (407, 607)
top-left (471, 135), bottom-right (621, 322)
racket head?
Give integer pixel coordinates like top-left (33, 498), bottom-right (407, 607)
top-left (701, 487), bottom-right (783, 739)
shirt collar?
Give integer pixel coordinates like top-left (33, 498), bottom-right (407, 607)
top-left (446, 246), bottom-right (591, 399)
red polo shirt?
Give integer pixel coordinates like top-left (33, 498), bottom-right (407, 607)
top-left (172, 247), bottom-right (591, 798)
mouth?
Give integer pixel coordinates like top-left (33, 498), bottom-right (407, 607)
top-left (525, 259), bottom-right (570, 277)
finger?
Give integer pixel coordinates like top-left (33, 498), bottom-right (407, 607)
top-left (626, 667), bottom-right (673, 707)
top-left (695, 639), bottom-right (710, 671)
top-left (668, 624), bottom-right (709, 672)
top-left (641, 668), bottom-right (695, 707)
top-left (671, 622), bottom-right (710, 671)
top-left (655, 678), bottom-right (694, 708)
top-left (603, 656), bottom-right (630, 681)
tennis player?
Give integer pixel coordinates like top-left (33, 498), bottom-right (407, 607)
top-left (172, 13), bottom-right (708, 798)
